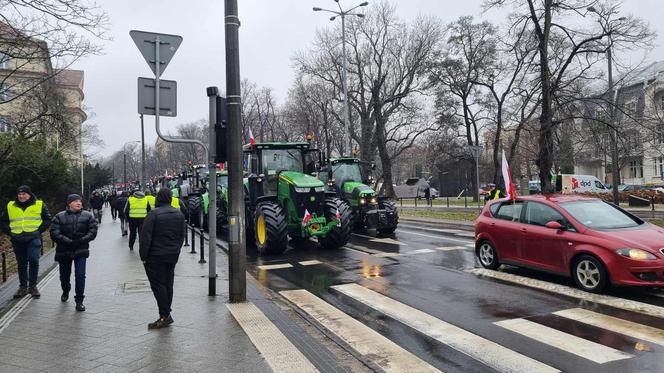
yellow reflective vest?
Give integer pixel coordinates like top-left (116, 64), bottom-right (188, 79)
top-left (146, 195), bottom-right (156, 209)
top-left (171, 197), bottom-right (180, 209)
top-left (7, 200), bottom-right (43, 234)
top-left (128, 196), bottom-right (148, 218)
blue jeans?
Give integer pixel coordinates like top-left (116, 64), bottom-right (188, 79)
top-left (13, 237), bottom-right (41, 288)
top-left (58, 257), bottom-right (86, 303)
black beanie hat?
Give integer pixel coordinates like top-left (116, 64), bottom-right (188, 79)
top-left (17, 185), bottom-right (31, 194)
top-left (156, 188), bottom-right (172, 204)
top-left (67, 194), bottom-right (82, 205)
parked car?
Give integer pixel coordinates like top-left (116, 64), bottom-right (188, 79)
top-left (619, 184), bottom-right (647, 192)
top-left (475, 194), bottom-right (664, 293)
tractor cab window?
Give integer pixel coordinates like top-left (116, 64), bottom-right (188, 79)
top-left (261, 149), bottom-right (303, 193)
top-left (217, 175), bottom-right (228, 188)
top-left (332, 162), bottom-right (363, 190)
top-left (304, 150), bottom-right (320, 175)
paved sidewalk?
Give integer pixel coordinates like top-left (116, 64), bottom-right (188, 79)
top-left (0, 216), bottom-right (271, 372)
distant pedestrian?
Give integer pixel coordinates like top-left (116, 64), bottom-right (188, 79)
top-left (0, 185), bottom-right (51, 299)
top-left (139, 188), bottom-right (185, 329)
top-left (50, 194), bottom-right (98, 311)
top-left (115, 191), bottom-right (129, 236)
top-left (109, 190), bottom-right (119, 221)
top-left (89, 191), bottom-right (104, 223)
top-left (124, 190), bottom-right (150, 250)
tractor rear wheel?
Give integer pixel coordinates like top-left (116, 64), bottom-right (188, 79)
top-left (377, 199), bottom-right (398, 234)
top-left (319, 198), bottom-right (352, 250)
top-left (216, 198), bottom-right (228, 233)
top-left (187, 196), bottom-right (202, 228)
top-left (254, 201), bottom-right (288, 255)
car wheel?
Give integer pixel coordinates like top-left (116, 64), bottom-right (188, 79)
top-left (572, 255), bottom-right (608, 293)
top-left (477, 241), bottom-right (500, 269)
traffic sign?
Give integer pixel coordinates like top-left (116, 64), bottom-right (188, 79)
top-left (137, 77), bottom-right (177, 116)
top-left (130, 30), bottom-right (182, 77)
top-left (469, 145), bottom-right (483, 161)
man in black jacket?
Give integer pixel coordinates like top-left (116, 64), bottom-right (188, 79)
top-left (115, 191), bottom-right (129, 236)
top-left (50, 194), bottom-right (98, 312)
top-left (140, 188), bottom-right (185, 329)
top-left (0, 185), bottom-right (51, 299)
top-left (89, 191), bottom-right (104, 223)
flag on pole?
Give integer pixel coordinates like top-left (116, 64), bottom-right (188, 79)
top-left (248, 127), bottom-right (255, 148)
top-left (502, 150), bottom-right (516, 200)
top-left (302, 209), bottom-right (312, 227)
top-left (335, 208), bottom-right (341, 227)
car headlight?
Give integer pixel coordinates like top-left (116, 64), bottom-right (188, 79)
top-left (616, 248), bottom-right (657, 260)
top-left (294, 187), bottom-right (310, 193)
top-left (370, 197), bottom-right (377, 204)
top-left (314, 186), bottom-right (325, 192)
top-left (359, 198), bottom-right (366, 205)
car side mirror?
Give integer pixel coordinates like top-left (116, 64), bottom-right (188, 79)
top-left (545, 221), bottom-right (563, 230)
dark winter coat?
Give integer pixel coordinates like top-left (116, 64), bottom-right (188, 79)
top-left (50, 209), bottom-right (98, 261)
top-left (114, 196), bottom-right (128, 219)
top-left (139, 202), bottom-right (185, 262)
top-left (0, 193), bottom-right (52, 243)
top-left (90, 195), bottom-right (104, 210)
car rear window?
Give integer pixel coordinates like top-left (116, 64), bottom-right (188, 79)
top-left (494, 201), bottom-right (523, 222)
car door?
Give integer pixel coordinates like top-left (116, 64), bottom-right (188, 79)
top-left (520, 201), bottom-right (570, 273)
top-left (489, 201), bottom-right (525, 262)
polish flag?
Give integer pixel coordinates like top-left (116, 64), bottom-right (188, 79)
top-left (248, 127), bottom-right (255, 148)
top-left (335, 208), bottom-right (341, 227)
top-left (302, 209), bottom-right (312, 227)
top-left (218, 163), bottom-right (224, 171)
top-left (501, 150), bottom-right (516, 200)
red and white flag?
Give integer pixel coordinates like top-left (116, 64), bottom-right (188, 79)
top-left (335, 208), bottom-right (341, 227)
top-left (248, 127), bottom-right (255, 148)
top-left (302, 209), bottom-right (312, 227)
top-left (501, 150), bottom-right (516, 200)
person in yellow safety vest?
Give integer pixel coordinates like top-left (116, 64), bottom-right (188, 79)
top-left (145, 190), bottom-right (156, 210)
top-left (0, 185), bottom-right (52, 299)
top-left (171, 186), bottom-right (179, 199)
top-left (123, 190), bottom-right (151, 251)
top-left (170, 195), bottom-right (189, 220)
top-left (484, 183), bottom-right (505, 202)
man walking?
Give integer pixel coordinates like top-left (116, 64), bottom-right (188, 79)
top-left (50, 194), bottom-right (98, 311)
top-left (0, 186), bottom-right (51, 299)
top-left (124, 189), bottom-right (150, 250)
top-left (89, 191), bottom-right (104, 223)
top-left (139, 188), bottom-right (185, 329)
top-left (109, 190), bottom-right (119, 221)
top-left (115, 191), bottom-right (129, 236)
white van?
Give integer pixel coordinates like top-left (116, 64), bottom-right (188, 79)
top-left (556, 174), bottom-right (609, 194)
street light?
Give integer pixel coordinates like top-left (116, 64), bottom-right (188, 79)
top-left (469, 145), bottom-right (483, 212)
top-left (123, 140), bottom-right (140, 190)
top-left (587, 6), bottom-right (626, 205)
top-left (313, 0), bottom-right (368, 156)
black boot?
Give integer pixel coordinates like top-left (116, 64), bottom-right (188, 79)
top-left (75, 302), bottom-right (85, 312)
top-left (148, 316), bottom-right (170, 329)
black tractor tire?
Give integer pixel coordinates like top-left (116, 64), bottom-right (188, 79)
top-left (216, 199), bottom-right (228, 233)
top-left (187, 196), bottom-right (202, 228)
top-left (254, 202), bottom-right (288, 256)
top-left (377, 199), bottom-right (398, 234)
top-left (319, 198), bottom-right (352, 250)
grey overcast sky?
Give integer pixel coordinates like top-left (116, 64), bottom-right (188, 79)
top-left (76, 0), bottom-right (664, 158)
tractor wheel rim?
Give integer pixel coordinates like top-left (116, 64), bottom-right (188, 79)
top-left (257, 214), bottom-right (267, 245)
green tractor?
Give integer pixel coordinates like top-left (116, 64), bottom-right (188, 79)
top-left (188, 166), bottom-right (230, 233)
top-left (244, 142), bottom-right (352, 255)
top-left (319, 157), bottom-right (398, 234)
top-left (186, 164), bottom-right (208, 228)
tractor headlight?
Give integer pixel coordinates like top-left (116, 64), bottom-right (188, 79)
top-left (315, 186), bottom-right (325, 192)
top-left (370, 197), bottom-right (377, 205)
top-left (359, 198), bottom-right (366, 205)
top-left (616, 248), bottom-right (657, 260)
top-left (294, 187), bottom-right (310, 193)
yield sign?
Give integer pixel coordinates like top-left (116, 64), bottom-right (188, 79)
top-left (130, 30), bottom-right (182, 77)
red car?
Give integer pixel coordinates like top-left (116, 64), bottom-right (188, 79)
top-left (474, 194), bottom-right (664, 293)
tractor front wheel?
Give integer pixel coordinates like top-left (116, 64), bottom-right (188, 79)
top-left (187, 196), bottom-right (202, 228)
top-left (319, 198), bottom-right (352, 250)
top-left (377, 199), bottom-right (398, 235)
top-left (254, 202), bottom-right (288, 255)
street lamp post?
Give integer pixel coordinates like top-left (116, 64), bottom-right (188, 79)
top-left (588, 6), bottom-right (626, 205)
top-left (123, 140), bottom-right (140, 189)
top-left (469, 145), bottom-right (483, 212)
top-left (313, 1), bottom-right (368, 155)
top-left (140, 114), bottom-right (147, 190)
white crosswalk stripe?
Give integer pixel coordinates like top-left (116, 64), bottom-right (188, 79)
top-left (332, 283), bottom-right (560, 373)
top-left (257, 263), bottom-right (293, 270)
top-left (280, 289), bottom-right (440, 372)
top-left (494, 318), bottom-right (632, 364)
top-left (298, 260), bottom-right (323, 266)
top-left (434, 246), bottom-right (469, 251)
top-left (554, 308), bottom-right (664, 347)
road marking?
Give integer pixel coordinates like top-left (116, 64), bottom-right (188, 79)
top-left (407, 248), bottom-right (436, 255)
top-left (396, 229), bottom-right (472, 244)
top-left (469, 268), bottom-right (664, 319)
top-left (398, 224), bottom-right (470, 234)
top-left (298, 260), bottom-right (323, 266)
top-left (258, 263), bottom-right (293, 270)
top-left (465, 244), bottom-right (476, 248)
top-left (554, 308), bottom-right (664, 346)
top-left (494, 318), bottom-right (632, 364)
top-left (373, 252), bottom-right (401, 258)
top-left (332, 283), bottom-right (559, 373)
top-left (353, 233), bottom-right (407, 246)
top-left (227, 302), bottom-right (318, 373)
top-left (455, 232), bottom-right (476, 238)
top-left (434, 246), bottom-right (469, 252)
top-left (280, 289), bottom-right (440, 373)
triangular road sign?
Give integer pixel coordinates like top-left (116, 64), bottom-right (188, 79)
top-left (130, 30), bottom-right (183, 77)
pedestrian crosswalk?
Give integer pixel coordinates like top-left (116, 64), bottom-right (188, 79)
top-left (277, 281), bottom-right (664, 372)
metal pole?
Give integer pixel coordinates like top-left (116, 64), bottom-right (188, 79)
top-left (225, 0), bottom-right (247, 303)
top-left (184, 224), bottom-right (189, 247)
top-left (607, 47), bottom-right (620, 205)
top-left (80, 127), bottom-right (84, 195)
top-left (140, 114), bottom-right (146, 190)
top-left (2, 252), bottom-right (6, 282)
top-left (199, 227), bottom-right (206, 263)
top-left (207, 88), bottom-right (217, 296)
top-left (476, 159), bottom-right (481, 212)
top-left (190, 223), bottom-right (196, 253)
top-left (341, 13), bottom-right (351, 155)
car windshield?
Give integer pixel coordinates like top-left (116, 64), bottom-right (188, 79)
top-left (332, 162), bottom-right (364, 184)
top-left (262, 149), bottom-right (303, 175)
top-left (559, 200), bottom-right (642, 229)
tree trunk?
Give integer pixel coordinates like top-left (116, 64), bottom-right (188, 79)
top-left (373, 102), bottom-right (395, 198)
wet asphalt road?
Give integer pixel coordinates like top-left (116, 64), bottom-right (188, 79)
top-left (229, 221), bottom-right (664, 372)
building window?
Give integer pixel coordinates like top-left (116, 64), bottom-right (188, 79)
top-left (624, 129), bottom-right (641, 150)
top-left (629, 159), bottom-right (643, 179)
top-left (0, 116), bottom-right (10, 133)
top-left (0, 83), bottom-right (11, 102)
top-left (624, 98), bottom-right (637, 116)
top-left (655, 123), bottom-right (664, 144)
top-left (0, 52), bottom-right (8, 69)
top-left (655, 156), bottom-right (664, 178)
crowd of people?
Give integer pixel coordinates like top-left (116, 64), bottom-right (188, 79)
top-left (1, 183), bottom-right (187, 329)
